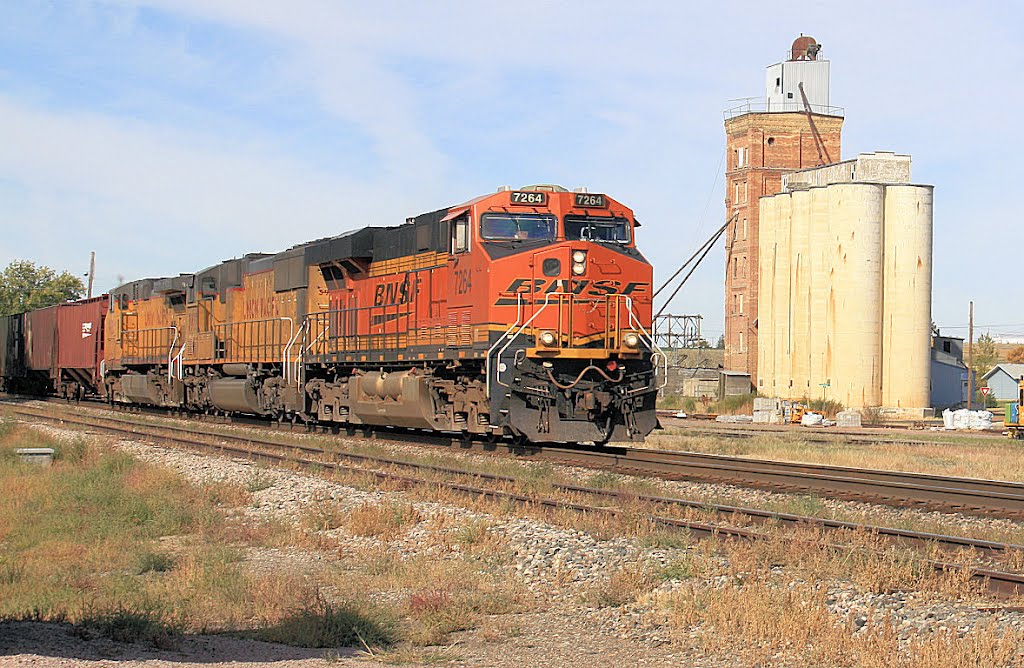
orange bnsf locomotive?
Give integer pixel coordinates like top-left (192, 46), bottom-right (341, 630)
top-left (3, 185), bottom-right (664, 443)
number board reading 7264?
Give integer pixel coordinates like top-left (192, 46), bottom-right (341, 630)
top-left (574, 193), bottom-right (607, 208)
top-left (510, 191), bottom-right (548, 206)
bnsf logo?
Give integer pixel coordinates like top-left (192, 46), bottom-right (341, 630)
top-left (373, 274), bottom-right (417, 307)
top-left (495, 278), bottom-right (648, 305)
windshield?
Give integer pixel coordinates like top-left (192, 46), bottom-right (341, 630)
top-left (564, 215), bottom-right (632, 244)
top-left (480, 213), bottom-right (557, 241)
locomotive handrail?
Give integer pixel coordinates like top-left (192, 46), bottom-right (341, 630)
top-left (485, 294), bottom-right (523, 395)
top-left (296, 324), bottom-right (329, 388)
top-left (493, 292), bottom-right (567, 389)
top-left (284, 319), bottom-right (307, 385)
top-left (120, 325), bottom-right (176, 361)
top-left (213, 317), bottom-right (290, 364)
top-left (623, 296), bottom-right (669, 390)
top-left (167, 326), bottom-right (178, 383)
top-left (172, 342), bottom-right (187, 381)
top-left (279, 316), bottom-right (297, 383)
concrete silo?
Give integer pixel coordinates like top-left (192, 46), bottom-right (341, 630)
top-left (808, 186), bottom-right (831, 395)
top-left (755, 152), bottom-right (933, 413)
top-left (881, 185), bottom-right (934, 409)
top-left (789, 188), bottom-right (813, 397)
top-left (772, 195), bottom-right (793, 398)
top-left (757, 195), bottom-right (778, 395)
top-left (827, 183), bottom-right (884, 408)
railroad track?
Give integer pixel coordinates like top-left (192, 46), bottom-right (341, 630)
top-left (5, 395), bottom-right (1024, 520)
top-left (8, 402), bottom-right (1024, 599)
top-left (535, 446), bottom-right (1024, 520)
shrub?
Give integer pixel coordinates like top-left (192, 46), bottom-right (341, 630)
top-left (254, 598), bottom-right (397, 649)
top-left (81, 607), bottom-right (179, 649)
top-left (345, 502), bottom-right (420, 538)
top-left (136, 551), bottom-right (175, 574)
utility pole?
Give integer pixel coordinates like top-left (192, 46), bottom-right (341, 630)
top-left (967, 301), bottom-right (974, 410)
top-left (87, 251), bottom-right (96, 299)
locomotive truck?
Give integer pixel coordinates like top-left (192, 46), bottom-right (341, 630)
top-left (1, 185), bottom-right (664, 444)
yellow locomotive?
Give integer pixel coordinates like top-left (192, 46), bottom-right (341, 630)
top-left (1009, 378), bottom-right (1024, 440)
top-left (100, 185), bottom-right (662, 444)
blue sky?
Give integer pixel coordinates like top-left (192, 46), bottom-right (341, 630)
top-left (1, 1), bottom-right (1022, 342)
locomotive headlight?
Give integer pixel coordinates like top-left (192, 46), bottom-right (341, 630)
top-left (622, 332), bottom-right (640, 349)
top-left (572, 250), bottom-right (587, 263)
top-left (539, 330), bottom-right (557, 347)
top-left (571, 262), bottom-right (586, 275)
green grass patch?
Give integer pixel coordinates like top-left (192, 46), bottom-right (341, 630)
top-left (0, 422), bottom-right (338, 647)
top-left (253, 598), bottom-right (398, 649)
top-left (80, 607), bottom-right (181, 649)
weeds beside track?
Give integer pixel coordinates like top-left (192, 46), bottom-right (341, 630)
top-left (9, 402), bottom-right (1024, 600)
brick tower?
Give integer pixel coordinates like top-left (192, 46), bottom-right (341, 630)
top-left (723, 35), bottom-right (843, 385)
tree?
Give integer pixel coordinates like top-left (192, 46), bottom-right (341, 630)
top-left (715, 334), bottom-right (725, 349)
top-left (971, 333), bottom-right (998, 380)
top-left (0, 260), bottom-right (84, 316)
top-left (1008, 346), bottom-right (1024, 364)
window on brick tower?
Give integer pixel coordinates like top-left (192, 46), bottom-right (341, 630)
top-left (733, 257), bottom-right (738, 278)
top-left (739, 331), bottom-right (745, 353)
top-left (736, 147), bottom-right (747, 168)
top-left (739, 293), bottom-right (744, 315)
top-left (741, 256), bottom-right (746, 277)
top-left (742, 218), bottom-right (748, 239)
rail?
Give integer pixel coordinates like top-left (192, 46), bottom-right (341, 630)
top-left (172, 342), bottom-right (186, 381)
top-left (625, 296), bottom-right (668, 389)
top-left (494, 292), bottom-right (566, 388)
top-left (724, 100), bottom-right (845, 119)
top-left (296, 323), bottom-right (330, 388)
top-left (119, 325), bottom-right (177, 364)
top-left (282, 318), bottom-right (307, 385)
top-left (166, 326), bottom-right (178, 383)
top-left (485, 294), bottom-right (523, 395)
top-left (212, 317), bottom-right (288, 363)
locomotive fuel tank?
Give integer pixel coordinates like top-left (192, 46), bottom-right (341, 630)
top-left (208, 378), bottom-right (268, 415)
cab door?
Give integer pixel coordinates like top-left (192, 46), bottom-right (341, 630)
top-left (446, 211), bottom-right (473, 348)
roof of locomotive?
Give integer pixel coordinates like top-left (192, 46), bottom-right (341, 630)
top-left (111, 185), bottom-right (631, 300)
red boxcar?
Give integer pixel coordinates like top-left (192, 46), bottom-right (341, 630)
top-left (56, 296), bottom-right (107, 371)
top-left (25, 306), bottom-right (58, 372)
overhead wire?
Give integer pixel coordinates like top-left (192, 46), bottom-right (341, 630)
top-left (654, 215), bottom-right (733, 319)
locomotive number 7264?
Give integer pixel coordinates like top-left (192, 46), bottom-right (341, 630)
top-left (455, 268), bottom-right (472, 294)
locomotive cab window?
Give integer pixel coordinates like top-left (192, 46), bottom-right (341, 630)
top-left (480, 213), bottom-right (556, 242)
top-left (564, 215), bottom-right (631, 244)
top-left (451, 213), bottom-right (470, 253)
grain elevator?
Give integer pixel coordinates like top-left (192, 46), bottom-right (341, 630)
top-left (756, 153), bottom-right (934, 413)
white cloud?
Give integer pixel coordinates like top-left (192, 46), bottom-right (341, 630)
top-left (4, 0), bottom-right (1022, 332)
top-left (0, 93), bottom-right (431, 289)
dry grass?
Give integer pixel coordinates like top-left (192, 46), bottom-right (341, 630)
top-left (328, 536), bottom-right (532, 647)
top-left (0, 419), bottom-right (395, 649)
top-left (648, 427), bottom-right (1024, 483)
top-left (13, 409), bottom-right (1024, 662)
top-left (660, 579), bottom-right (1024, 667)
top-left (345, 501), bottom-right (421, 538)
top-left (582, 563), bottom-right (658, 608)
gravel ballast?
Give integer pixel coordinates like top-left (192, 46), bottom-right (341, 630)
top-left (5, 409), bottom-right (1024, 666)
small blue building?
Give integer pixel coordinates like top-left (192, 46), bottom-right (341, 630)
top-left (931, 335), bottom-right (972, 410)
top-left (981, 364), bottom-right (1024, 401)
